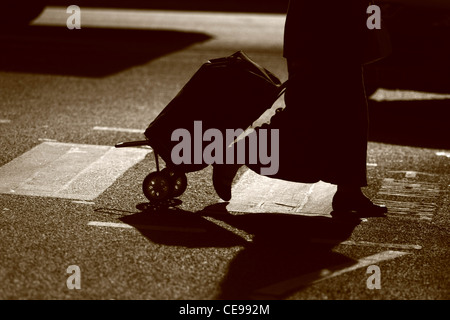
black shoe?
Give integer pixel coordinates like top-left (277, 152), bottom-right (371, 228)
top-left (212, 163), bottom-right (242, 201)
top-left (331, 191), bottom-right (388, 219)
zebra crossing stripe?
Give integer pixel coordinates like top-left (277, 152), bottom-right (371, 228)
top-left (252, 250), bottom-right (409, 298)
top-left (0, 142), bottom-right (150, 201)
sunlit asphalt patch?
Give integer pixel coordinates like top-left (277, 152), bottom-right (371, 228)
top-left (0, 142), bottom-right (150, 201)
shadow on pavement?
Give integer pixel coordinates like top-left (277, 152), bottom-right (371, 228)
top-left (364, 5), bottom-right (450, 94)
top-left (118, 202), bottom-right (360, 299)
top-left (363, 7), bottom-right (450, 149)
top-left (119, 206), bottom-right (247, 248)
top-left (368, 99), bottom-right (450, 150)
top-left (0, 26), bottom-right (211, 77)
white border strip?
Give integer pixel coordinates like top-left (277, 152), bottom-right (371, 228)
top-left (88, 221), bottom-right (207, 233)
top-left (93, 126), bottom-right (144, 134)
top-left (310, 238), bottom-right (422, 250)
top-left (253, 250), bottom-right (409, 297)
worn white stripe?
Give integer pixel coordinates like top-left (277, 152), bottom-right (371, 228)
top-left (370, 88), bottom-right (450, 101)
top-left (226, 170), bottom-right (336, 215)
top-left (72, 200), bottom-right (95, 205)
top-left (0, 142), bottom-right (150, 200)
top-left (253, 250), bottom-right (409, 297)
top-left (344, 241), bottom-right (422, 250)
top-left (88, 221), bottom-right (133, 228)
top-left (295, 184), bottom-right (315, 212)
top-left (88, 221), bottom-right (207, 233)
top-left (93, 126), bottom-right (144, 134)
top-left (374, 171), bottom-right (442, 221)
top-left (0, 119), bottom-right (11, 124)
top-left (38, 138), bottom-right (58, 142)
top-left (436, 151), bottom-right (450, 158)
top-left (310, 238), bottom-right (422, 250)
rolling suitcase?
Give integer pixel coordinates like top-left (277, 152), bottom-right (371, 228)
top-left (116, 51), bottom-right (287, 205)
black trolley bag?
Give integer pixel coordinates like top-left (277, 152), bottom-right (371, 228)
top-left (116, 51), bottom-right (287, 205)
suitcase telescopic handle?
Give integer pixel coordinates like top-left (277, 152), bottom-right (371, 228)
top-left (275, 80), bottom-right (289, 100)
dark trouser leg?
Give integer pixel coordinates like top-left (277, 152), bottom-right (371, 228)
top-left (242, 59), bottom-right (368, 187)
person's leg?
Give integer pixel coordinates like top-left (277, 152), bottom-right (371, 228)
top-left (212, 0), bottom-right (386, 212)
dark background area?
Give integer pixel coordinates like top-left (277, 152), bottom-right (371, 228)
top-left (364, 4), bottom-right (450, 149)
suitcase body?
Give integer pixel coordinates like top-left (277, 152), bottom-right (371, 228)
top-left (145, 51), bottom-right (284, 172)
top-left (116, 51), bottom-right (286, 205)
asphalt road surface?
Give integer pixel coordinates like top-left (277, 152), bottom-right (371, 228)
top-left (0, 6), bottom-right (449, 303)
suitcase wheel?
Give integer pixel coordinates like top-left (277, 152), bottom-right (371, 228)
top-left (142, 171), bottom-right (172, 202)
top-left (161, 168), bottom-right (188, 198)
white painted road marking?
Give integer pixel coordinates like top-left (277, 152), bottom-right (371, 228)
top-left (436, 151), bottom-right (450, 158)
top-left (225, 163), bottom-right (379, 216)
top-left (311, 238), bottom-right (422, 250)
top-left (0, 142), bottom-right (150, 200)
top-left (225, 170), bottom-right (336, 216)
top-left (0, 119), bottom-right (11, 124)
top-left (72, 200), bottom-right (95, 205)
top-left (93, 126), bottom-right (144, 134)
top-left (370, 88), bottom-right (450, 101)
top-left (373, 171), bottom-right (443, 221)
top-left (38, 138), bottom-right (58, 142)
top-left (253, 250), bottom-right (409, 297)
top-left (88, 221), bottom-right (207, 233)
top-left (88, 221), bottom-right (132, 228)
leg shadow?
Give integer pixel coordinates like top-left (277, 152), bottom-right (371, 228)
top-left (200, 205), bottom-right (361, 299)
top-left (105, 202), bottom-right (360, 299)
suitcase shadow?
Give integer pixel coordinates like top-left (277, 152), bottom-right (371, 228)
top-left (118, 202), bottom-right (360, 299)
top-left (119, 204), bottom-right (248, 248)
